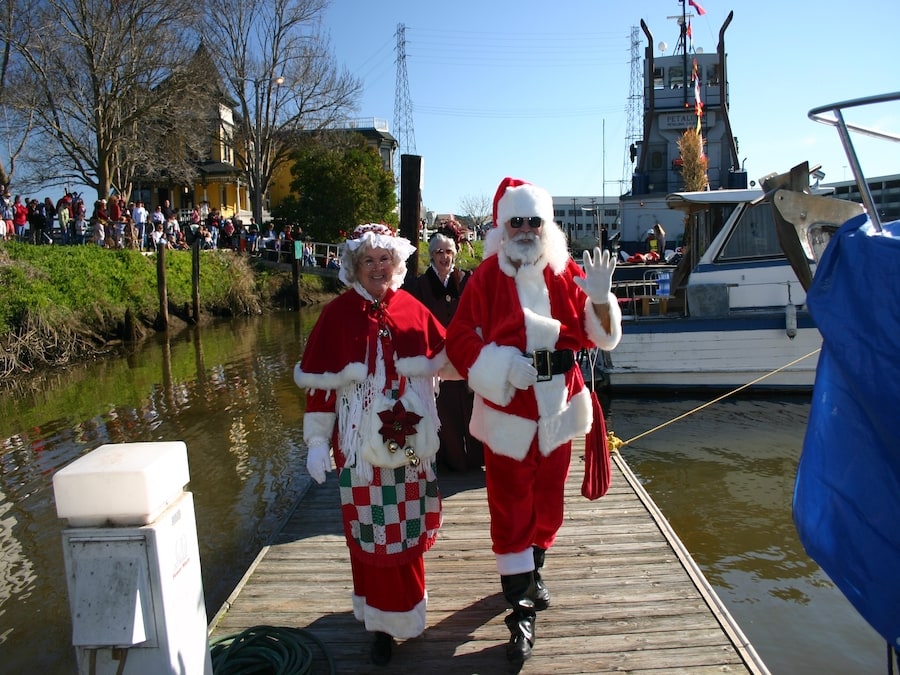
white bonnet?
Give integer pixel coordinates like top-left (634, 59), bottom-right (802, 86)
top-left (339, 223), bottom-right (417, 290)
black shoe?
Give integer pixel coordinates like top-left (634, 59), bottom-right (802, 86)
top-left (370, 631), bottom-right (394, 666)
top-left (504, 611), bottom-right (535, 663)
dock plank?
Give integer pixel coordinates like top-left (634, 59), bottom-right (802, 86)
top-left (209, 440), bottom-right (769, 674)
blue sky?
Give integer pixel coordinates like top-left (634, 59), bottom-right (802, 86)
top-left (323, 0), bottom-right (900, 215)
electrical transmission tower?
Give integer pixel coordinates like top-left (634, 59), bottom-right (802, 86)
top-left (393, 23), bottom-right (416, 191)
top-left (622, 25), bottom-right (642, 192)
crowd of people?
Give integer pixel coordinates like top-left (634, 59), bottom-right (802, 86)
top-left (0, 191), bottom-right (90, 245)
top-left (294, 177), bottom-right (623, 667)
top-left (0, 191), bottom-right (316, 257)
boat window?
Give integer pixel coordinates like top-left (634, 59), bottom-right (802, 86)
top-left (652, 67), bottom-right (664, 90)
top-left (669, 66), bottom-right (684, 89)
top-left (691, 204), bottom-right (734, 258)
top-left (706, 64), bottom-right (720, 86)
top-left (718, 202), bottom-right (785, 261)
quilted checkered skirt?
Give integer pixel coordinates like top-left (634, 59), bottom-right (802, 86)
top-left (339, 463), bottom-right (442, 567)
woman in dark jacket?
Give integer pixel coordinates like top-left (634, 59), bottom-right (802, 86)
top-left (405, 228), bottom-right (484, 471)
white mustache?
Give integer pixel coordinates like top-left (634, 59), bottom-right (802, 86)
top-left (511, 230), bottom-right (538, 243)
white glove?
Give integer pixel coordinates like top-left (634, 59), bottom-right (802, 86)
top-left (574, 247), bottom-right (616, 304)
top-left (508, 354), bottom-right (538, 390)
top-left (306, 440), bottom-right (332, 484)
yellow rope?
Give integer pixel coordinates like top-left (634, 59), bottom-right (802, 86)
top-left (607, 348), bottom-right (821, 450)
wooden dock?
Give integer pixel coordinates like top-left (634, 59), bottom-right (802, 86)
top-left (209, 440), bottom-right (769, 674)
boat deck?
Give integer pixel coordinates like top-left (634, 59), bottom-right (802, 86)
top-left (208, 440), bottom-right (769, 674)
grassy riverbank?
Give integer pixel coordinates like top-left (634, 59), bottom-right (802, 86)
top-left (0, 242), bottom-right (336, 378)
top-left (0, 237), bottom-right (485, 380)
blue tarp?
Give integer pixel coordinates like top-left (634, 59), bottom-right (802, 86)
top-left (794, 213), bottom-right (900, 645)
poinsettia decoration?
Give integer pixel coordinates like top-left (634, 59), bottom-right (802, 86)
top-left (377, 400), bottom-right (422, 448)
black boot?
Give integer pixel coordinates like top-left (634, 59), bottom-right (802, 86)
top-left (370, 631), bottom-right (393, 666)
top-left (533, 546), bottom-right (551, 611)
top-left (500, 572), bottom-right (536, 663)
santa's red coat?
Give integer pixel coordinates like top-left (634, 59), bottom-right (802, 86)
top-left (446, 253), bottom-right (621, 461)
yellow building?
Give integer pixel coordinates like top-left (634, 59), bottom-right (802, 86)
top-left (133, 44), bottom-right (397, 226)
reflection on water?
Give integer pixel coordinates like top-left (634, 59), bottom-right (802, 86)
top-left (607, 396), bottom-right (884, 674)
top-left (0, 311), bottom-right (320, 672)
top-left (0, 312), bottom-right (887, 673)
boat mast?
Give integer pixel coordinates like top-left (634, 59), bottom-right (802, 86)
top-left (674, 1), bottom-right (690, 111)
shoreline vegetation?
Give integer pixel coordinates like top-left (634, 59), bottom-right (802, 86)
top-left (0, 239), bottom-right (484, 385)
top-left (0, 242), bottom-right (339, 382)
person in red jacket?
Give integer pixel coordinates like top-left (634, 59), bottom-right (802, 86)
top-left (12, 195), bottom-right (28, 240)
top-left (294, 223), bottom-right (454, 666)
top-left (446, 177), bottom-right (622, 664)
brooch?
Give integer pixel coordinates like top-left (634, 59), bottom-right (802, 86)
top-left (377, 400), bottom-right (422, 466)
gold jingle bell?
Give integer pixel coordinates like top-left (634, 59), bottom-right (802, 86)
top-left (387, 440), bottom-right (400, 454)
top-left (404, 446), bottom-right (420, 467)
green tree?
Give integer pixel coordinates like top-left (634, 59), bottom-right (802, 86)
top-left (275, 132), bottom-right (396, 242)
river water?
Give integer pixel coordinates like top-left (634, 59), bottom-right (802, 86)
top-left (0, 310), bottom-right (885, 674)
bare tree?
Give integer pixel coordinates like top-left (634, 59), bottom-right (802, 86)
top-left (201, 0), bottom-right (361, 224)
top-left (458, 192), bottom-right (492, 234)
top-left (13, 0), bottom-right (209, 199)
top-left (0, 0), bottom-right (39, 190)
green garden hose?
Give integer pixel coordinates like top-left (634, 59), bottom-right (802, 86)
top-left (210, 625), bottom-right (335, 675)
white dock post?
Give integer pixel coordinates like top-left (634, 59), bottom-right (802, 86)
top-left (52, 442), bottom-right (213, 675)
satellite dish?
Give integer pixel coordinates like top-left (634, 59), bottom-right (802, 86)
top-left (696, 47), bottom-right (704, 54)
top-left (658, 41), bottom-right (668, 54)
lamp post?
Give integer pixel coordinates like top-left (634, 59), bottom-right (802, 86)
top-left (581, 201), bottom-right (598, 242)
top-left (571, 197), bottom-right (577, 243)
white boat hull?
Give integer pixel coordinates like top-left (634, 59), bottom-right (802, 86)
top-left (597, 313), bottom-right (821, 392)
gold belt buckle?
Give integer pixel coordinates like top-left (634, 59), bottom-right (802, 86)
top-left (532, 349), bottom-right (553, 382)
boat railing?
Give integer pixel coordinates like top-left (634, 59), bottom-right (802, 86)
top-left (613, 274), bottom-right (677, 318)
top-left (808, 91), bottom-right (900, 233)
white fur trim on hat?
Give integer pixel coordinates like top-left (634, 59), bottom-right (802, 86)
top-left (495, 182), bottom-right (555, 228)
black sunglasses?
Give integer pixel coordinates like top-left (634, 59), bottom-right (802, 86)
top-left (509, 216), bottom-right (543, 229)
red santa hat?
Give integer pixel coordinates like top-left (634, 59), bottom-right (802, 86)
top-left (492, 177), bottom-right (555, 228)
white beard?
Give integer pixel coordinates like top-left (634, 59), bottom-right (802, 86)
top-left (503, 230), bottom-right (545, 266)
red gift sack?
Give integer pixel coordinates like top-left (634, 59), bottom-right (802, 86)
top-left (581, 391), bottom-right (612, 500)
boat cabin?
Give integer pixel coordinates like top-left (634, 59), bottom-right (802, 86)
top-left (664, 189), bottom-right (809, 316)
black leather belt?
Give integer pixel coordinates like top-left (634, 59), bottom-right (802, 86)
top-left (526, 349), bottom-right (575, 382)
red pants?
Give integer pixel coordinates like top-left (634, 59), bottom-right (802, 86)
top-left (484, 438), bottom-right (571, 559)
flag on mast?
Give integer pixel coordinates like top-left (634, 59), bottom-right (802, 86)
top-left (688, 0), bottom-right (707, 16)
top-left (693, 58), bottom-right (703, 133)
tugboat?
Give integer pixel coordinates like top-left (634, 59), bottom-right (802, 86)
top-left (617, 4), bottom-right (746, 255)
top-left (589, 7), bottom-right (866, 393)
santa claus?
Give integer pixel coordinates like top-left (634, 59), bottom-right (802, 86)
top-left (446, 177), bottom-right (622, 663)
